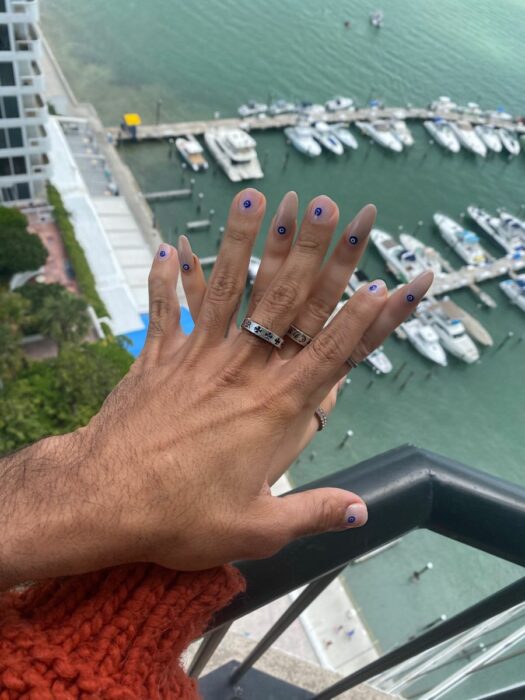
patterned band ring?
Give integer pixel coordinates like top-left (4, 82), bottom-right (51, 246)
top-left (346, 356), bottom-right (359, 369)
top-left (286, 324), bottom-right (313, 347)
top-left (314, 406), bottom-right (328, 432)
top-left (241, 317), bottom-right (284, 349)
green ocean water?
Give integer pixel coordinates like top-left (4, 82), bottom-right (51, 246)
top-left (42, 0), bottom-right (525, 669)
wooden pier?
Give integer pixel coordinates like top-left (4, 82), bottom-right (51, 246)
top-left (429, 256), bottom-right (525, 296)
top-left (109, 106), bottom-right (525, 143)
top-left (144, 188), bottom-right (192, 202)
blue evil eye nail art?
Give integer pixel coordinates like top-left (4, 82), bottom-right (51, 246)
top-left (182, 263), bottom-right (191, 272)
top-left (347, 515), bottom-right (356, 524)
top-left (349, 234), bottom-right (359, 245)
top-left (369, 283), bottom-right (378, 292)
top-left (406, 293), bottom-right (415, 302)
top-left (159, 249), bottom-right (167, 258)
top-left (277, 225), bottom-right (287, 235)
top-left (314, 206), bottom-right (323, 217)
top-left (243, 199), bottom-right (252, 209)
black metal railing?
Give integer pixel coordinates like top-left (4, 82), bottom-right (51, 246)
top-left (190, 445), bottom-right (525, 699)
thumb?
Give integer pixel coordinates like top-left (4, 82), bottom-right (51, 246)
top-left (272, 488), bottom-right (368, 541)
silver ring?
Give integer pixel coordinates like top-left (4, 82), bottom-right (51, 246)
top-left (286, 324), bottom-right (313, 347)
top-left (314, 407), bottom-right (328, 432)
top-left (241, 317), bottom-right (284, 349)
top-left (346, 356), bottom-right (359, 369)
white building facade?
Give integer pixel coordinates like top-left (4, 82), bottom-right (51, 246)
top-left (0, 0), bottom-right (49, 205)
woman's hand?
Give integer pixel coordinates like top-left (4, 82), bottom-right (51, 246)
top-left (1, 188), bottom-right (433, 588)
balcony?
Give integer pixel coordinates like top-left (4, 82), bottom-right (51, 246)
top-left (18, 60), bottom-right (43, 93)
top-left (187, 446), bottom-right (525, 699)
top-left (29, 152), bottom-right (50, 177)
top-left (26, 125), bottom-right (49, 153)
top-left (14, 25), bottom-right (42, 59)
top-left (23, 93), bottom-right (46, 122)
top-left (10, 0), bottom-right (38, 24)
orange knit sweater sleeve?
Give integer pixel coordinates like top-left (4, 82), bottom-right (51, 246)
top-left (0, 563), bottom-right (245, 699)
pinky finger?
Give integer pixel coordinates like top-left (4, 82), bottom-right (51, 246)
top-left (178, 235), bottom-right (207, 322)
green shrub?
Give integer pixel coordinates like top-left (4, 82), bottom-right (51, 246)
top-left (0, 207), bottom-right (48, 282)
top-left (46, 184), bottom-right (108, 317)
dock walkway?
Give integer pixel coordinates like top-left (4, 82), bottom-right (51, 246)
top-left (430, 256), bottom-right (525, 296)
top-left (109, 107), bottom-right (525, 142)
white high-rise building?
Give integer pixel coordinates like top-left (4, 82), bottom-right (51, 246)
top-left (0, 0), bottom-right (49, 205)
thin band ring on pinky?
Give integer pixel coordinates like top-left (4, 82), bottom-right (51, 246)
top-left (286, 324), bottom-right (313, 348)
top-left (314, 406), bottom-right (328, 432)
top-left (241, 318), bottom-right (284, 349)
top-left (346, 356), bottom-right (359, 370)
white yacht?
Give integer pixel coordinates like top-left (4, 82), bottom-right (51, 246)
top-left (499, 274), bottom-right (525, 312)
top-left (312, 122), bottom-right (344, 155)
top-left (417, 302), bottom-right (479, 364)
top-left (423, 119), bottom-right (461, 153)
top-left (449, 121), bottom-right (487, 157)
top-left (284, 126), bottom-right (322, 157)
top-left (399, 233), bottom-right (445, 276)
top-left (268, 99), bottom-right (296, 116)
top-left (175, 135), bottom-right (209, 172)
top-left (401, 318), bottom-right (448, 366)
top-left (356, 120), bottom-right (403, 152)
top-left (433, 213), bottom-right (491, 267)
top-left (331, 124), bottom-right (359, 150)
top-left (247, 256), bottom-right (261, 285)
top-left (467, 206), bottom-right (525, 257)
top-left (497, 128), bottom-right (521, 156)
top-left (325, 96), bottom-right (354, 112)
top-left (430, 96), bottom-right (457, 112)
top-left (498, 211), bottom-right (525, 241)
top-left (204, 128), bottom-right (263, 182)
top-left (437, 297), bottom-right (493, 347)
top-left (391, 120), bottom-right (414, 147)
top-left (371, 229), bottom-right (426, 283)
top-left (370, 10), bottom-right (384, 27)
top-left (474, 125), bottom-right (502, 153)
top-left (297, 102), bottom-right (326, 119)
top-left (238, 101), bottom-right (268, 118)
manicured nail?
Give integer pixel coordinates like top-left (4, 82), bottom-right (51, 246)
top-left (237, 188), bottom-right (263, 213)
top-left (274, 191), bottom-right (298, 236)
top-left (344, 503), bottom-right (368, 528)
top-left (405, 270), bottom-right (434, 303)
top-left (367, 279), bottom-right (386, 294)
top-left (178, 235), bottom-right (193, 272)
top-left (308, 195), bottom-right (337, 224)
top-left (346, 204), bottom-right (376, 247)
top-left (158, 244), bottom-right (171, 261)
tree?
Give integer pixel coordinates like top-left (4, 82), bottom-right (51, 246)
top-left (0, 323), bottom-right (23, 384)
top-left (0, 207), bottom-right (48, 282)
top-left (30, 287), bottom-right (90, 347)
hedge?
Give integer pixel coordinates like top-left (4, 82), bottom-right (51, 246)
top-left (47, 184), bottom-right (108, 317)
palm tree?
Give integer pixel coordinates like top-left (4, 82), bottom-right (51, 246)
top-left (36, 292), bottom-right (90, 348)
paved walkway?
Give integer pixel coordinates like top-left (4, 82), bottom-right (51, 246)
top-left (26, 213), bottom-right (78, 294)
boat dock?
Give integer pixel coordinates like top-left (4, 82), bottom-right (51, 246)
top-left (109, 107), bottom-right (525, 143)
top-left (144, 188), bottom-right (192, 202)
top-left (430, 256), bottom-right (525, 296)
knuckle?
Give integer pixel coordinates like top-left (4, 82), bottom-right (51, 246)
top-left (309, 331), bottom-right (343, 364)
top-left (351, 334), bottom-right (373, 362)
top-left (264, 280), bottom-right (300, 315)
top-left (227, 224), bottom-right (254, 244)
top-left (302, 295), bottom-right (335, 325)
top-left (296, 233), bottom-right (323, 252)
top-left (206, 271), bottom-right (242, 304)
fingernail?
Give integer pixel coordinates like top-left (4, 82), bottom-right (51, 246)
top-left (178, 235), bottom-right (193, 272)
top-left (237, 188), bottom-right (264, 213)
top-left (308, 195), bottom-right (337, 224)
top-left (367, 279), bottom-right (386, 294)
top-left (346, 204), bottom-right (376, 247)
top-left (344, 503), bottom-right (368, 528)
top-left (158, 244), bottom-right (171, 261)
top-left (274, 191), bottom-right (298, 237)
top-left (405, 270), bottom-right (434, 303)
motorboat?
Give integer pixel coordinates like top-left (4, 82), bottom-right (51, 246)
top-left (284, 125), bottom-right (322, 157)
top-left (399, 233), bottom-right (445, 275)
top-left (417, 302), bottom-right (479, 363)
top-left (448, 121), bottom-right (487, 157)
top-left (400, 318), bottom-right (447, 366)
top-left (423, 119), bottom-right (461, 153)
top-left (391, 120), bottom-right (414, 147)
top-left (430, 96), bottom-right (457, 112)
top-left (498, 211), bottom-right (525, 240)
top-left (297, 101), bottom-right (326, 119)
top-left (474, 125), bottom-right (502, 153)
top-left (499, 274), bottom-right (525, 312)
top-left (175, 135), bottom-right (209, 172)
top-left (238, 101), bottom-right (268, 118)
top-left (497, 128), bottom-right (521, 156)
top-left (465, 102), bottom-right (483, 116)
top-left (370, 228), bottom-right (426, 282)
top-left (204, 128), bottom-right (263, 182)
top-left (437, 297), bottom-right (493, 347)
top-left (325, 96), bottom-right (354, 112)
top-left (312, 122), bottom-right (344, 155)
top-left (247, 257), bottom-right (261, 285)
top-left (356, 120), bottom-right (403, 152)
top-left (370, 10), bottom-right (384, 27)
top-left (433, 213), bottom-right (491, 267)
top-left (268, 99), bottom-right (296, 116)
top-left (331, 123), bottom-right (359, 150)
top-left (467, 206), bottom-right (525, 257)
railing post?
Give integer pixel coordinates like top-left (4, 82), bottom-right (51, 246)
top-left (230, 567), bottom-right (345, 685)
top-left (188, 623), bottom-right (232, 679)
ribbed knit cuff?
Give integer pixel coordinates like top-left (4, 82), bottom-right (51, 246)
top-left (0, 563), bottom-right (245, 699)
